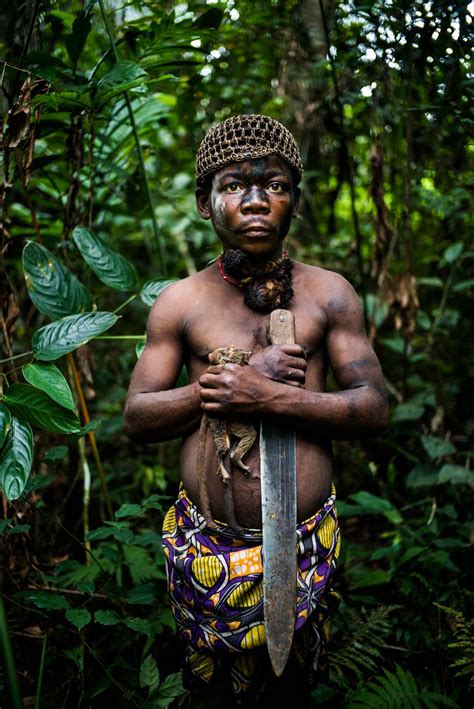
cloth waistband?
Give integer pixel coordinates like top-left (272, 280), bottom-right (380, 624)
top-left (177, 482), bottom-right (336, 541)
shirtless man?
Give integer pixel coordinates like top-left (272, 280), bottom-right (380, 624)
top-left (124, 115), bottom-right (388, 706)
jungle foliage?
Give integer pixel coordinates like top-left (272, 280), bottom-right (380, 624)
top-left (0, 0), bottom-right (472, 706)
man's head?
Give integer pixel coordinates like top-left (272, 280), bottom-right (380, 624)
top-left (195, 115), bottom-right (302, 259)
top-left (195, 114), bottom-right (303, 191)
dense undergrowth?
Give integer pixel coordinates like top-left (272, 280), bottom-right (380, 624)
top-left (0, 1), bottom-right (472, 706)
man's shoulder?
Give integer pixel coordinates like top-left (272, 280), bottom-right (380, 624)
top-left (294, 261), bottom-right (355, 295)
top-left (148, 266), bottom-right (215, 314)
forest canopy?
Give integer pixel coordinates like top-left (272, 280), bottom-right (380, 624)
top-left (0, 1), bottom-right (472, 706)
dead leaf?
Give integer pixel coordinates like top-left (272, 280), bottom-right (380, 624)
top-left (381, 272), bottom-right (419, 339)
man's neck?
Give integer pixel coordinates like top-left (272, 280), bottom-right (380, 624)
top-left (219, 249), bottom-right (294, 314)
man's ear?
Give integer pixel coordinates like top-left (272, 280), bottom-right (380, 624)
top-left (292, 187), bottom-right (301, 218)
top-left (195, 188), bottom-right (211, 220)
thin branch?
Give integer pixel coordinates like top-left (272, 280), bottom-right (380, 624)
top-left (67, 352), bottom-right (114, 520)
top-left (318, 0), bottom-right (365, 288)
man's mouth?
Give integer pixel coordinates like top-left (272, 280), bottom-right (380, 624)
top-left (239, 223), bottom-right (273, 234)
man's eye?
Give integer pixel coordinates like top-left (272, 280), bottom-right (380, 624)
top-left (224, 182), bottom-right (242, 192)
top-left (268, 182), bottom-right (284, 192)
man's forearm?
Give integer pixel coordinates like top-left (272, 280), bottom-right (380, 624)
top-left (124, 382), bottom-right (202, 443)
top-left (263, 381), bottom-right (389, 439)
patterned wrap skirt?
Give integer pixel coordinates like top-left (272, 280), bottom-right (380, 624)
top-left (161, 485), bottom-right (340, 701)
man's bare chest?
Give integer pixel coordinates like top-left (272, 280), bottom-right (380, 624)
top-left (184, 295), bottom-right (327, 366)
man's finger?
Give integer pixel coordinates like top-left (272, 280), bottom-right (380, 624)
top-left (286, 356), bottom-right (307, 371)
top-left (278, 344), bottom-right (307, 358)
top-left (199, 373), bottom-right (221, 387)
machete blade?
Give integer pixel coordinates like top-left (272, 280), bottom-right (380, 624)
top-left (260, 309), bottom-right (297, 677)
top-left (260, 422), bottom-right (297, 677)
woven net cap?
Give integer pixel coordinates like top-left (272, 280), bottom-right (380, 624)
top-left (195, 114), bottom-right (303, 185)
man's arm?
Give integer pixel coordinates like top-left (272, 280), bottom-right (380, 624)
top-left (199, 275), bottom-right (388, 439)
top-left (124, 285), bottom-right (201, 444)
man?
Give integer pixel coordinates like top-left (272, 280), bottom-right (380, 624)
top-left (124, 114), bottom-right (388, 706)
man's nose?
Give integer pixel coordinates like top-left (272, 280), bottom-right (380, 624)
top-left (241, 186), bottom-right (270, 213)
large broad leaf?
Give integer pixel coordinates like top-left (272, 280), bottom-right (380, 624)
top-left (23, 362), bottom-right (75, 411)
top-left (64, 14), bottom-right (91, 67)
top-left (0, 404), bottom-right (12, 448)
top-left (73, 227), bottom-right (138, 291)
top-left (0, 417), bottom-right (33, 500)
top-left (32, 311), bottom-right (119, 361)
top-left (140, 279), bottom-right (178, 307)
top-left (4, 384), bottom-right (81, 434)
top-left (23, 241), bottom-right (92, 320)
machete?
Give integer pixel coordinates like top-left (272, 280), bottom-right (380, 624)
top-left (260, 308), bottom-right (297, 677)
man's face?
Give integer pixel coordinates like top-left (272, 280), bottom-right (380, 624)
top-left (196, 155), bottom-right (299, 259)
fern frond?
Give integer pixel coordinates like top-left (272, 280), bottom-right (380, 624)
top-left (347, 665), bottom-right (459, 708)
top-left (435, 603), bottom-right (474, 688)
top-left (330, 605), bottom-right (396, 685)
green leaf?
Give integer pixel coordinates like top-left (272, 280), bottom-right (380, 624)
top-left (32, 311), bottom-right (119, 360)
top-left (73, 227), bottom-right (138, 292)
top-left (43, 445), bottom-right (69, 463)
top-left (347, 568), bottom-right (391, 589)
top-left (6, 524), bottom-right (31, 535)
top-left (136, 340), bottom-right (146, 358)
top-left (23, 241), bottom-right (92, 320)
top-left (406, 463), bottom-right (440, 489)
top-left (438, 464), bottom-right (474, 486)
top-left (86, 527), bottom-right (115, 541)
top-left (115, 503), bottom-right (142, 519)
top-left (440, 241), bottom-right (464, 267)
top-left (153, 672), bottom-right (185, 706)
top-left (23, 362), bottom-right (75, 411)
top-left (123, 617), bottom-right (152, 636)
top-left (127, 583), bottom-right (157, 605)
top-left (421, 435), bottom-right (456, 460)
top-left (0, 417), bottom-right (33, 500)
top-left (348, 491), bottom-right (394, 514)
top-left (140, 279), bottom-right (178, 307)
top-left (97, 61), bottom-right (147, 91)
top-left (66, 608), bottom-right (91, 631)
top-left (391, 403), bottom-right (424, 423)
top-left (65, 14), bottom-right (91, 67)
top-left (417, 277), bottom-right (444, 288)
top-left (398, 546), bottom-right (426, 566)
top-left (94, 609), bottom-right (121, 625)
top-left (4, 384), bottom-right (81, 434)
top-left (20, 591), bottom-right (71, 610)
top-left (140, 654), bottom-right (160, 692)
top-left (453, 277), bottom-right (474, 293)
top-left (0, 403), bottom-right (12, 447)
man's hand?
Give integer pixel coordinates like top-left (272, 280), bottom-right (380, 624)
top-left (249, 345), bottom-right (306, 387)
top-left (199, 363), bottom-right (272, 415)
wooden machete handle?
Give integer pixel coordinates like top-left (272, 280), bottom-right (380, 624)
top-left (267, 309), bottom-right (295, 346)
